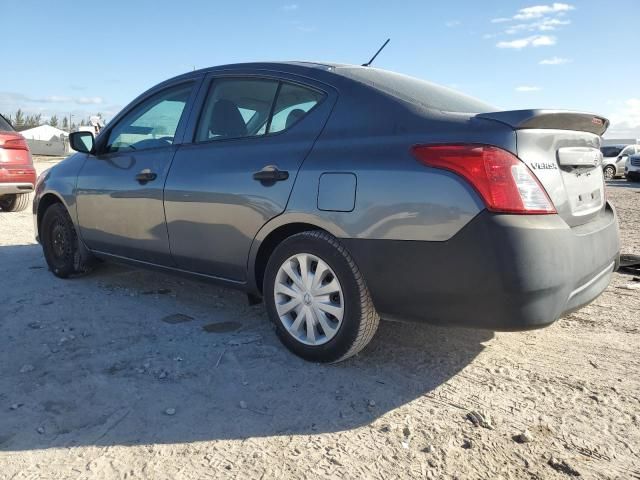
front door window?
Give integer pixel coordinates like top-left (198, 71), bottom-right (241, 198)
top-left (106, 84), bottom-right (193, 153)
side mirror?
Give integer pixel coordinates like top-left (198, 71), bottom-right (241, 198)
top-left (69, 131), bottom-right (95, 154)
top-left (619, 154), bottom-right (629, 161)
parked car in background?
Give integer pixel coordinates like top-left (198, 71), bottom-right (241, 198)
top-left (34, 62), bottom-right (620, 362)
top-left (0, 114), bottom-right (35, 211)
top-left (625, 152), bottom-right (640, 182)
top-left (601, 144), bottom-right (638, 179)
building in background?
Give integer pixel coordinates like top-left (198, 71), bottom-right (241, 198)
top-left (20, 125), bottom-right (70, 156)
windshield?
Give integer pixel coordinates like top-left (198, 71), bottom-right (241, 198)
top-left (335, 67), bottom-right (495, 113)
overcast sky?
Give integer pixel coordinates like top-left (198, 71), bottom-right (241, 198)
top-left (2, 0), bottom-right (638, 137)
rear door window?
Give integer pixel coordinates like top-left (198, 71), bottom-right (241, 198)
top-left (195, 78), bottom-right (279, 142)
top-left (195, 78), bottom-right (325, 142)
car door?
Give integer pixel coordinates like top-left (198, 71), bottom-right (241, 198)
top-left (76, 79), bottom-right (201, 264)
top-left (164, 73), bottom-right (336, 281)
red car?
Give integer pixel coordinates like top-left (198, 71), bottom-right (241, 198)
top-left (0, 114), bottom-right (35, 211)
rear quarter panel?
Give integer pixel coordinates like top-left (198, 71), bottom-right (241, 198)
top-left (283, 82), bottom-right (517, 241)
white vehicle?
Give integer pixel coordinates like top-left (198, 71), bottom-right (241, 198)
top-left (625, 151), bottom-right (640, 182)
top-left (601, 144), bottom-right (638, 179)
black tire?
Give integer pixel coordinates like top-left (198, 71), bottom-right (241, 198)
top-left (264, 230), bottom-right (379, 363)
top-left (40, 203), bottom-right (93, 278)
top-left (603, 165), bottom-right (616, 180)
top-left (0, 193), bottom-right (30, 212)
top-left (627, 174), bottom-right (639, 183)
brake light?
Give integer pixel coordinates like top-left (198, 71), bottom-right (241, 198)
top-left (0, 133), bottom-right (29, 151)
top-left (412, 144), bottom-right (556, 214)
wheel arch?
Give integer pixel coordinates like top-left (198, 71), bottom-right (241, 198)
top-left (36, 192), bottom-right (67, 239)
top-left (248, 214), bottom-right (347, 294)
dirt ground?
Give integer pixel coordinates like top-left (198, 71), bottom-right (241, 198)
top-left (1, 157), bottom-right (639, 480)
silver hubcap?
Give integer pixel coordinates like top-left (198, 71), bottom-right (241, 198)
top-left (604, 167), bottom-right (614, 179)
top-left (274, 253), bottom-right (344, 346)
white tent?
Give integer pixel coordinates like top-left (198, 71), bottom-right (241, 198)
top-left (20, 125), bottom-right (68, 141)
top-left (20, 125), bottom-right (70, 156)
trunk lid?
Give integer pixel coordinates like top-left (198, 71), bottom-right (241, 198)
top-left (477, 110), bottom-right (608, 227)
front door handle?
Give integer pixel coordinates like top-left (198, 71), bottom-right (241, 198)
top-left (253, 165), bottom-right (289, 183)
top-left (135, 169), bottom-right (157, 184)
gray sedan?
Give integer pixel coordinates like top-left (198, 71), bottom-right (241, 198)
top-left (33, 62), bottom-right (620, 362)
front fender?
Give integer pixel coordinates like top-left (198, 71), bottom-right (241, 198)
top-left (33, 153), bottom-right (88, 242)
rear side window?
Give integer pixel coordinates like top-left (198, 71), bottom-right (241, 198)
top-left (268, 83), bottom-right (324, 134)
top-left (195, 78), bottom-right (324, 142)
top-left (0, 114), bottom-right (14, 131)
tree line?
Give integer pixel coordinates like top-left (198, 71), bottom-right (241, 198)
top-left (1, 109), bottom-right (103, 132)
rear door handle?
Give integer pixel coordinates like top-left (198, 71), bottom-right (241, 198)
top-left (253, 165), bottom-right (289, 183)
top-left (135, 169), bottom-right (157, 184)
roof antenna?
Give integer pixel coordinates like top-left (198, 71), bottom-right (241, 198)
top-left (362, 38), bottom-right (390, 67)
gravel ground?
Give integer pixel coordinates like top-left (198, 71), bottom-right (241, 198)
top-left (0, 158), bottom-right (639, 479)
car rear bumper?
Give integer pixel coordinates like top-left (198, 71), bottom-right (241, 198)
top-left (342, 204), bottom-right (619, 331)
top-left (0, 182), bottom-right (35, 194)
top-left (0, 165), bottom-right (36, 194)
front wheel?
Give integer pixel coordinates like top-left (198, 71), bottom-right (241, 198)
top-left (0, 193), bottom-right (30, 212)
top-left (264, 231), bottom-right (380, 363)
top-left (603, 165), bottom-right (616, 180)
top-left (627, 173), bottom-right (639, 183)
top-left (41, 203), bottom-right (94, 278)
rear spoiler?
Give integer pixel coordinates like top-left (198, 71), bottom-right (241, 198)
top-left (476, 110), bottom-right (609, 136)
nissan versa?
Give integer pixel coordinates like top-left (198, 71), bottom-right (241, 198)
top-left (33, 62), bottom-right (620, 363)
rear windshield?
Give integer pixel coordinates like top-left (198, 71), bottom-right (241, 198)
top-left (335, 67), bottom-right (495, 113)
top-left (601, 146), bottom-right (623, 157)
top-left (0, 115), bottom-right (14, 131)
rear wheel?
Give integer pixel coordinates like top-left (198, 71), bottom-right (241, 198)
top-left (41, 203), bottom-right (93, 278)
top-left (264, 231), bottom-right (379, 363)
top-left (603, 165), bottom-right (616, 180)
top-left (0, 193), bottom-right (30, 212)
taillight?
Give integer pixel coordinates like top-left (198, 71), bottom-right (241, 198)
top-left (412, 144), bottom-right (556, 214)
top-left (0, 133), bottom-right (29, 151)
